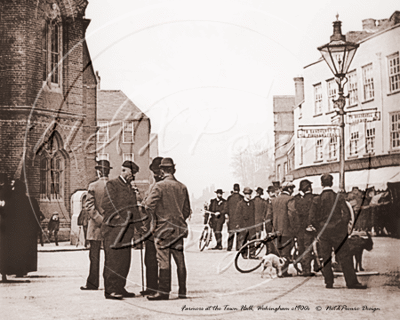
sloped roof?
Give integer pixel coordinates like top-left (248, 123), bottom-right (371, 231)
top-left (97, 90), bottom-right (148, 121)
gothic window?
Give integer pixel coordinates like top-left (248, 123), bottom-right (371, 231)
top-left (39, 132), bottom-right (65, 201)
top-left (42, 4), bottom-right (62, 86)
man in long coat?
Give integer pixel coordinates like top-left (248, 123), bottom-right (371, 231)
top-left (293, 179), bottom-right (315, 276)
top-left (80, 160), bottom-right (112, 291)
top-left (101, 160), bottom-right (141, 300)
top-left (139, 157), bottom-right (163, 296)
top-left (266, 181), bottom-right (297, 277)
top-left (235, 187), bottom-right (256, 249)
top-left (253, 187), bottom-right (267, 239)
top-left (309, 174), bottom-right (366, 289)
top-left (144, 157), bottom-right (191, 300)
top-left (206, 189), bottom-right (227, 250)
top-left (226, 183), bottom-right (243, 251)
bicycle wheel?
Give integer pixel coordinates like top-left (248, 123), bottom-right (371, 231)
top-left (235, 239), bottom-right (268, 273)
top-left (199, 227), bottom-right (210, 251)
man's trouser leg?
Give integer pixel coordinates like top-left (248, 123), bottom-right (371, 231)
top-left (144, 238), bottom-right (158, 292)
top-left (298, 232), bottom-right (313, 274)
top-left (171, 239), bottom-right (187, 297)
top-left (103, 230), bottom-right (132, 295)
top-left (227, 227), bottom-right (234, 251)
top-left (155, 240), bottom-right (171, 295)
top-left (319, 237), bottom-right (334, 286)
top-left (333, 234), bottom-right (358, 287)
top-left (86, 240), bottom-right (101, 289)
top-left (214, 218), bottom-right (224, 248)
top-left (277, 235), bottom-right (292, 276)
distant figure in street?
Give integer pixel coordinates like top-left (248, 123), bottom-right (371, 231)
top-left (205, 189), bottom-right (227, 250)
top-left (47, 212), bottom-right (60, 246)
top-left (80, 160), bottom-right (112, 291)
top-left (309, 174), bottom-right (367, 289)
top-left (235, 187), bottom-right (256, 250)
top-left (77, 195), bottom-right (89, 247)
top-left (0, 179), bottom-right (41, 279)
top-left (226, 183), bottom-right (243, 251)
top-left (144, 157), bottom-right (191, 300)
top-left (253, 187), bottom-right (267, 239)
top-left (101, 160), bottom-right (141, 300)
top-left (266, 181), bottom-right (297, 277)
top-left (140, 157), bottom-right (164, 297)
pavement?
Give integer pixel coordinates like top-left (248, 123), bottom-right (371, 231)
top-left (2, 221), bottom-right (400, 320)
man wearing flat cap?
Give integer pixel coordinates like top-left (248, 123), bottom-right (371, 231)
top-left (81, 160), bottom-right (112, 291)
top-left (144, 157), bottom-right (191, 300)
top-left (265, 181), bottom-right (297, 277)
top-left (206, 189), bottom-right (227, 250)
top-left (253, 187), bottom-right (267, 239)
top-left (293, 179), bottom-right (315, 276)
top-left (309, 174), bottom-right (366, 289)
top-left (235, 187), bottom-right (256, 250)
top-left (101, 160), bottom-right (141, 300)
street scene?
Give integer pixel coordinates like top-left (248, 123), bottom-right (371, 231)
top-left (1, 0), bottom-right (400, 319)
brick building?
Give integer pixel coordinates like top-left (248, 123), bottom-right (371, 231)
top-left (0, 0), bottom-right (97, 231)
top-left (96, 90), bottom-right (153, 196)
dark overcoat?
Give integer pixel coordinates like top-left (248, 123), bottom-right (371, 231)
top-left (144, 174), bottom-right (191, 248)
top-left (226, 192), bottom-right (243, 230)
top-left (206, 198), bottom-right (227, 226)
top-left (235, 199), bottom-right (255, 229)
top-left (253, 196), bottom-right (267, 232)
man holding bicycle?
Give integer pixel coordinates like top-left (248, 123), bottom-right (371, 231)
top-left (205, 189), bottom-right (227, 250)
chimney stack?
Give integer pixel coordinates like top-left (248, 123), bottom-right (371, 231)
top-left (293, 77), bottom-right (304, 107)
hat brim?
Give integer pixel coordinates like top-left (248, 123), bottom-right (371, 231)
top-left (95, 165), bottom-right (112, 170)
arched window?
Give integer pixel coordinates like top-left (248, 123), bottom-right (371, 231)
top-left (38, 132), bottom-right (66, 201)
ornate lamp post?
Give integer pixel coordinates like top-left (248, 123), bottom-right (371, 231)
top-left (318, 15), bottom-right (359, 192)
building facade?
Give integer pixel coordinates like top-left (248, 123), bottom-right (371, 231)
top-left (292, 12), bottom-right (400, 192)
top-left (0, 0), bottom-right (97, 231)
top-left (273, 95), bottom-right (295, 183)
top-left (96, 90), bottom-right (152, 195)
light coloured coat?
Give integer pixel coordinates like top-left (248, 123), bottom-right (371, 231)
top-left (85, 177), bottom-right (108, 241)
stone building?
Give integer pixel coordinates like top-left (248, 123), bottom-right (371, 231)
top-left (0, 0), bottom-right (97, 234)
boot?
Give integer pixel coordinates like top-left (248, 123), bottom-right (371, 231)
top-left (148, 269), bottom-right (169, 301)
top-left (178, 271), bottom-right (187, 299)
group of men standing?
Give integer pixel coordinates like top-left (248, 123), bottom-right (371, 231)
top-left (206, 174), bottom-right (367, 289)
top-left (80, 156), bottom-right (191, 300)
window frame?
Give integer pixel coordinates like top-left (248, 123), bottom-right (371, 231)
top-left (97, 121), bottom-right (109, 144)
top-left (388, 52), bottom-right (400, 94)
top-left (122, 121), bottom-right (134, 143)
top-left (96, 153), bottom-right (110, 161)
top-left (42, 17), bottom-right (62, 90)
top-left (123, 153), bottom-right (134, 162)
top-left (314, 83), bottom-right (323, 115)
top-left (326, 79), bottom-right (337, 113)
top-left (328, 137), bottom-right (338, 160)
top-left (362, 63), bottom-right (374, 102)
top-left (365, 122), bottom-right (375, 154)
top-left (390, 111), bottom-right (400, 150)
top-left (347, 70), bottom-right (358, 106)
top-left (349, 123), bottom-right (360, 156)
top-left (315, 138), bottom-right (324, 161)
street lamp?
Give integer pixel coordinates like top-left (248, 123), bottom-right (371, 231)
top-left (318, 15), bottom-right (359, 192)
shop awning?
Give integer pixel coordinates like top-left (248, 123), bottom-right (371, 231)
top-left (292, 166), bottom-right (400, 193)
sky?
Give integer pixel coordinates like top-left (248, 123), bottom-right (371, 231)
top-left (84, 0), bottom-right (399, 198)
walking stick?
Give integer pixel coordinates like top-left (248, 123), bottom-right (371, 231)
top-left (140, 241), bottom-right (145, 295)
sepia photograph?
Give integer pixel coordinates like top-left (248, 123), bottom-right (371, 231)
top-left (0, 0), bottom-right (399, 319)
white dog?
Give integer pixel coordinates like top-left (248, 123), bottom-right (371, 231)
top-left (261, 254), bottom-right (286, 278)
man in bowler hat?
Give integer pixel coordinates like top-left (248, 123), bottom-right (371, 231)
top-left (140, 157), bottom-right (163, 296)
top-left (81, 160), bottom-right (112, 291)
top-left (144, 157), bottom-right (191, 300)
top-left (206, 189), bottom-right (227, 250)
top-left (226, 183), bottom-right (243, 251)
top-left (253, 187), bottom-right (267, 239)
top-left (101, 160), bottom-right (142, 299)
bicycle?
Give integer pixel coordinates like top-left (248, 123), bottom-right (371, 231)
top-left (234, 231), bottom-right (303, 274)
top-left (198, 210), bottom-right (215, 251)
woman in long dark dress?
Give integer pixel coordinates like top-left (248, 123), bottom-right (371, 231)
top-left (0, 173), bottom-right (12, 281)
top-left (1, 179), bottom-right (41, 279)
